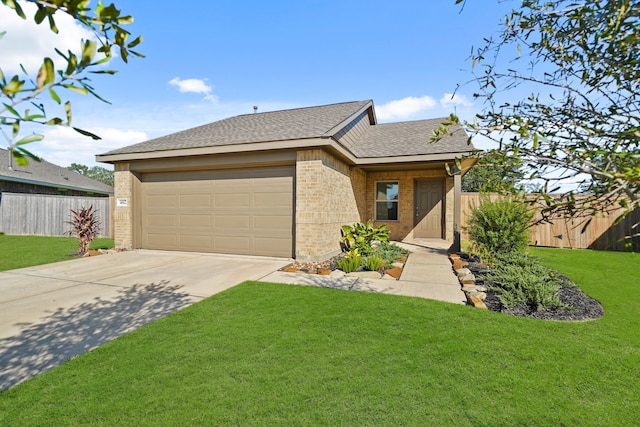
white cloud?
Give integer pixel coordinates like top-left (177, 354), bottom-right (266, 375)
top-left (375, 96), bottom-right (437, 121)
top-left (37, 126), bottom-right (147, 167)
top-left (0, 3), bottom-right (95, 74)
top-left (169, 77), bottom-right (217, 102)
top-left (440, 93), bottom-right (473, 109)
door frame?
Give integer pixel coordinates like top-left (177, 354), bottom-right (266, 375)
top-left (413, 178), bottom-right (445, 239)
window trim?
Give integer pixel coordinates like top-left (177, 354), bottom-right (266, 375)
top-left (374, 180), bottom-right (399, 222)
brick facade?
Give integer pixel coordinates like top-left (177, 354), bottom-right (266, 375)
top-left (113, 163), bottom-right (135, 249)
top-left (111, 150), bottom-right (457, 259)
top-left (295, 149), bottom-right (365, 261)
top-left (366, 169), bottom-right (454, 242)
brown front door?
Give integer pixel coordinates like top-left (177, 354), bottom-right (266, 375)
top-left (414, 179), bottom-right (443, 238)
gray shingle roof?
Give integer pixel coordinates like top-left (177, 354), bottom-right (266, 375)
top-left (98, 99), bottom-right (475, 161)
top-left (102, 100), bottom-right (372, 156)
top-left (0, 149), bottom-right (113, 194)
top-left (349, 118), bottom-right (473, 158)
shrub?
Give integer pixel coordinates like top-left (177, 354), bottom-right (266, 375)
top-left (485, 252), bottom-right (566, 311)
top-left (364, 255), bottom-right (384, 272)
top-left (465, 195), bottom-right (533, 261)
top-left (374, 241), bottom-right (411, 268)
top-left (65, 205), bottom-right (101, 254)
top-left (335, 252), bottom-right (363, 273)
top-left (341, 220), bottom-right (390, 256)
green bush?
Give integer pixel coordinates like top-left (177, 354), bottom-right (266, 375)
top-left (486, 252), bottom-right (566, 311)
top-left (465, 195), bottom-right (534, 261)
top-left (335, 254), bottom-right (362, 273)
top-left (364, 255), bottom-right (384, 272)
top-left (374, 241), bottom-right (411, 268)
top-left (341, 221), bottom-right (389, 256)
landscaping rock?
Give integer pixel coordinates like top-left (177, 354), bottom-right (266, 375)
top-left (347, 271), bottom-right (383, 279)
top-left (391, 262), bottom-right (404, 268)
top-left (330, 270), bottom-right (346, 278)
top-left (282, 266), bottom-right (299, 273)
top-left (467, 294), bottom-right (488, 309)
top-left (82, 250), bottom-right (102, 257)
top-left (455, 268), bottom-right (472, 277)
top-left (459, 273), bottom-right (475, 283)
top-left (452, 259), bottom-right (469, 270)
top-left (462, 285), bottom-right (487, 292)
top-left (384, 267), bottom-right (403, 279)
top-left (467, 290), bottom-right (487, 301)
top-left (317, 268), bottom-right (332, 275)
top-left (382, 274), bottom-right (397, 281)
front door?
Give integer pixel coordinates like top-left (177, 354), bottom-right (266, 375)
top-left (414, 179), bottom-right (443, 238)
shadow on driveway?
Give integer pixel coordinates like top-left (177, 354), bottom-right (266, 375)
top-left (0, 281), bottom-right (191, 391)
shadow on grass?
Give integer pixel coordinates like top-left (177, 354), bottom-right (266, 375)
top-left (0, 281), bottom-right (192, 392)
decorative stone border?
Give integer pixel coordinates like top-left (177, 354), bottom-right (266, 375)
top-left (449, 253), bottom-right (488, 309)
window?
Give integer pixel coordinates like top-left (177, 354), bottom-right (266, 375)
top-left (375, 181), bottom-right (399, 221)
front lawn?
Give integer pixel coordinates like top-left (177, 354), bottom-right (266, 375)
top-left (0, 235), bottom-right (114, 271)
top-left (0, 248), bottom-right (638, 425)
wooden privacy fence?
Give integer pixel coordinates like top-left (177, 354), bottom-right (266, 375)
top-left (0, 192), bottom-right (113, 238)
top-left (461, 193), bottom-right (639, 252)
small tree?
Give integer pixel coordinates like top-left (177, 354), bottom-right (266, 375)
top-left (66, 205), bottom-right (100, 254)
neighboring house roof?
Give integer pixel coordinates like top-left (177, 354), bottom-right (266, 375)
top-left (0, 149), bottom-right (113, 195)
top-left (98, 100), bottom-right (476, 164)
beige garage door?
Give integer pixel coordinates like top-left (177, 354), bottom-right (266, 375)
top-left (139, 166), bottom-right (294, 257)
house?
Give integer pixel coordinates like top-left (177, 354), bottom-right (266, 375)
top-left (96, 100), bottom-right (477, 260)
top-left (0, 148), bottom-right (113, 196)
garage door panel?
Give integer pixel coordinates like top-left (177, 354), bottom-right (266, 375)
top-left (214, 193), bottom-right (251, 208)
top-left (214, 215), bottom-right (250, 229)
top-left (254, 215), bottom-right (291, 230)
top-left (147, 214), bottom-right (177, 227)
top-left (180, 214), bottom-right (211, 227)
top-left (215, 236), bottom-right (250, 252)
top-left (140, 166), bottom-right (293, 257)
top-left (147, 194), bottom-right (177, 208)
top-left (147, 233), bottom-right (178, 248)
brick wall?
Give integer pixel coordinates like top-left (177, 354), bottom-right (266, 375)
top-left (295, 149), bottom-right (365, 261)
top-left (113, 163), bottom-right (134, 249)
top-left (365, 169), bottom-right (454, 242)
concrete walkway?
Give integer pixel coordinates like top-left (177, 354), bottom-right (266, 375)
top-left (259, 239), bottom-right (466, 305)
top-left (0, 250), bottom-right (289, 391)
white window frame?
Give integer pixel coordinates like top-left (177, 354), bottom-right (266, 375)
top-left (375, 181), bottom-right (399, 221)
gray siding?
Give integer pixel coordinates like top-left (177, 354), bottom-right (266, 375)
top-left (334, 111), bottom-right (371, 153)
top-left (0, 192), bottom-right (112, 237)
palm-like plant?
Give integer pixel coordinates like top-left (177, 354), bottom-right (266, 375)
top-left (66, 205), bottom-right (101, 254)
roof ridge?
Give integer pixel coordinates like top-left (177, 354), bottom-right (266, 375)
top-left (235, 100), bottom-right (371, 118)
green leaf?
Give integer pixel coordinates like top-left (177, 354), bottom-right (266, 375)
top-left (45, 117), bottom-right (64, 126)
top-left (14, 133), bottom-right (44, 146)
top-left (73, 127), bottom-right (101, 140)
top-left (36, 57), bottom-right (55, 88)
top-left (80, 40), bottom-right (97, 68)
top-left (65, 101), bottom-right (72, 123)
top-left (2, 102), bottom-right (20, 118)
top-left (62, 83), bottom-right (89, 95)
top-left (49, 87), bottom-right (61, 104)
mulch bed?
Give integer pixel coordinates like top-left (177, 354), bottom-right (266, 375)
top-left (466, 260), bottom-right (604, 321)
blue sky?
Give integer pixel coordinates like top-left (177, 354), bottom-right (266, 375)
top-left (1, 0), bottom-right (517, 167)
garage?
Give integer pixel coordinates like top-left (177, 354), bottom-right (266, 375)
top-left (138, 166), bottom-right (294, 257)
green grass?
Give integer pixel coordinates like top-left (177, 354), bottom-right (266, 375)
top-left (1, 248), bottom-right (638, 425)
top-left (0, 235), bottom-right (114, 271)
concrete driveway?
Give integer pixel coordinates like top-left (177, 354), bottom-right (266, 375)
top-left (0, 250), bottom-right (289, 391)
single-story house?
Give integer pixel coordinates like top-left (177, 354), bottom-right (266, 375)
top-left (97, 100), bottom-right (477, 260)
top-left (0, 148), bottom-right (113, 196)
